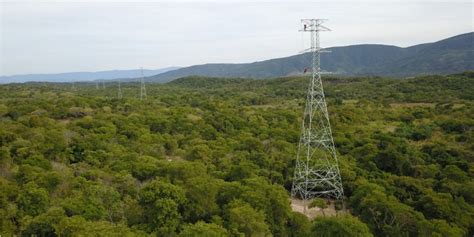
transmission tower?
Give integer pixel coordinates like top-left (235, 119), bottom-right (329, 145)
top-left (118, 80), bottom-right (123, 99)
top-left (96, 81), bottom-right (99, 90)
top-left (140, 68), bottom-right (147, 100)
top-left (291, 19), bottom-right (344, 207)
top-left (102, 79), bottom-right (106, 89)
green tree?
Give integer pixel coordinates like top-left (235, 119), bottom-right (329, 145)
top-left (309, 198), bottom-right (328, 216)
top-left (420, 219), bottom-right (465, 237)
top-left (23, 207), bottom-right (66, 236)
top-left (183, 177), bottom-right (220, 222)
top-left (311, 214), bottom-right (373, 237)
top-left (287, 212), bottom-right (311, 237)
top-left (55, 216), bottom-right (142, 236)
top-left (179, 221), bottom-right (228, 237)
top-left (0, 178), bottom-right (19, 235)
top-left (17, 182), bottom-right (49, 216)
top-left (139, 179), bottom-right (186, 234)
top-left (226, 199), bottom-right (271, 237)
top-left (350, 181), bottom-right (425, 236)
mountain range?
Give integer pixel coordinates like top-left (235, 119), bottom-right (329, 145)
top-left (1, 32), bottom-right (472, 84)
top-left (0, 67), bottom-right (179, 84)
top-left (148, 32), bottom-right (473, 82)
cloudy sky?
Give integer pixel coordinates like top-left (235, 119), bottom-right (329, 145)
top-left (0, 0), bottom-right (472, 76)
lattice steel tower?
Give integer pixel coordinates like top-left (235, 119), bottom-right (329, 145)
top-left (118, 80), bottom-right (123, 99)
top-left (140, 68), bottom-right (147, 100)
top-left (291, 19), bottom-right (344, 204)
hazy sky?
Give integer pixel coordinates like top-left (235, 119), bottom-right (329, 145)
top-left (0, 0), bottom-right (472, 76)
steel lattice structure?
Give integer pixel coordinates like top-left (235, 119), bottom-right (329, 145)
top-left (291, 19), bottom-right (344, 204)
top-left (118, 80), bottom-right (123, 99)
top-left (140, 68), bottom-right (147, 100)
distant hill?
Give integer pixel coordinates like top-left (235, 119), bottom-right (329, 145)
top-left (149, 32), bottom-right (473, 82)
top-left (0, 67), bottom-right (179, 84)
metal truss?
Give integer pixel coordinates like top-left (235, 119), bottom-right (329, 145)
top-left (291, 19), bottom-right (344, 205)
top-left (140, 68), bottom-right (147, 100)
top-left (118, 80), bottom-right (123, 99)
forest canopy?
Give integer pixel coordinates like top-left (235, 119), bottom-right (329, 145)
top-left (0, 72), bottom-right (473, 236)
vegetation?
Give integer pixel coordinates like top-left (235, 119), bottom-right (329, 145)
top-left (0, 72), bottom-right (473, 236)
top-left (309, 198), bottom-right (328, 216)
top-left (149, 32), bottom-right (474, 82)
top-left (311, 215), bottom-right (373, 237)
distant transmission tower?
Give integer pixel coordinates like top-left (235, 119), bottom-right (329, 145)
top-left (140, 68), bottom-right (147, 100)
top-left (102, 79), bottom-right (106, 89)
top-left (291, 19), bottom-right (344, 207)
top-left (96, 81), bottom-right (99, 90)
top-left (118, 80), bottom-right (123, 99)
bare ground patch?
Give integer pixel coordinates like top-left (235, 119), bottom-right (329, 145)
top-left (290, 198), bottom-right (348, 220)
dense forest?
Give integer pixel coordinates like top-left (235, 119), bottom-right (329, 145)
top-left (0, 72), bottom-right (473, 236)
